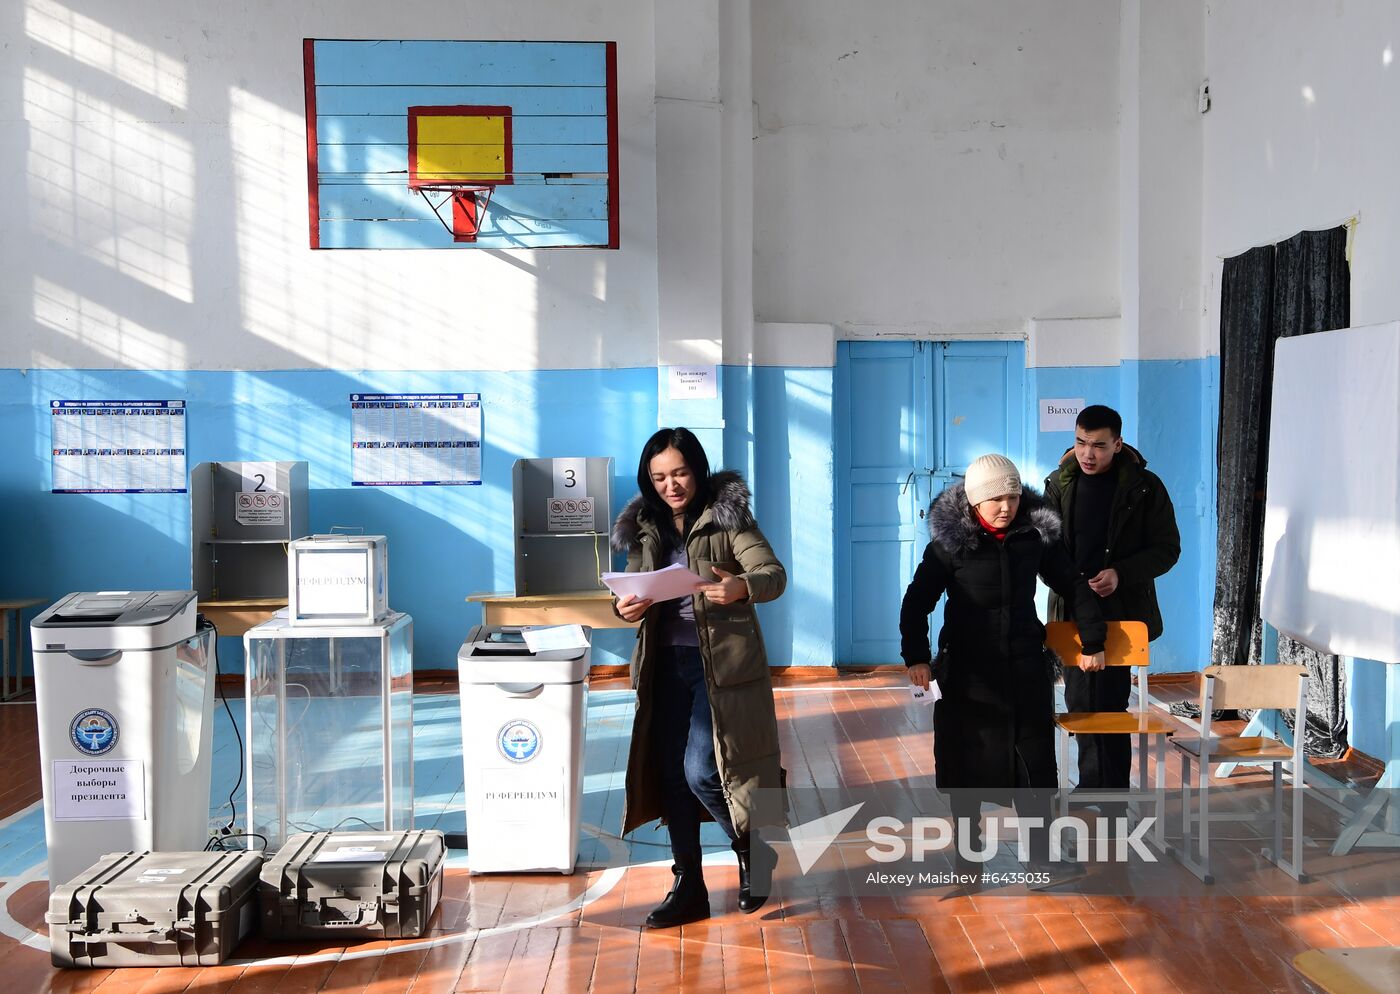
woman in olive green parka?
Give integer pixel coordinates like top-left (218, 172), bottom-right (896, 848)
top-left (612, 427), bottom-right (786, 928)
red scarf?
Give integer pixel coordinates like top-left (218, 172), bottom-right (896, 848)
top-left (975, 510), bottom-right (1010, 543)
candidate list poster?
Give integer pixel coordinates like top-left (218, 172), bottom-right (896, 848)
top-left (351, 393), bottom-right (482, 486)
top-left (51, 400), bottom-right (187, 493)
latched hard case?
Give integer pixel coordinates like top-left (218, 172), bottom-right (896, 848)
top-left (46, 850), bottom-right (262, 969)
top-left (259, 830), bottom-right (445, 940)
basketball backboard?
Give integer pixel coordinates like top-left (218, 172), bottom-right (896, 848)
top-left (304, 40), bottom-right (619, 249)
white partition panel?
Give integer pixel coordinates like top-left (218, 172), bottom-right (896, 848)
top-left (1261, 322), bottom-right (1400, 664)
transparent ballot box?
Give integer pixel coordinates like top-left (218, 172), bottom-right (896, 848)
top-left (244, 612), bottom-right (413, 849)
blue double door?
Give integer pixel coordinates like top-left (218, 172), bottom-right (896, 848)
top-left (835, 340), bottom-right (1026, 664)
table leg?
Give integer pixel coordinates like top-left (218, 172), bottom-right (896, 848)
top-left (1, 608), bottom-right (10, 701)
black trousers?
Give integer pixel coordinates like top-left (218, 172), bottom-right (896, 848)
top-left (950, 746), bottom-right (1054, 862)
top-left (1063, 665), bottom-right (1133, 790)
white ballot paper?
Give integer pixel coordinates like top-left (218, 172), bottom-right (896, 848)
top-left (909, 681), bottom-right (942, 707)
top-left (521, 624), bottom-right (590, 653)
top-left (601, 563), bottom-right (708, 603)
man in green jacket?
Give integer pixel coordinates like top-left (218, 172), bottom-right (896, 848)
top-left (1044, 405), bottom-right (1180, 797)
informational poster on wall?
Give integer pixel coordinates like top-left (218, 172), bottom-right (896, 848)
top-left (50, 400), bottom-right (187, 493)
top-left (350, 393), bottom-right (482, 486)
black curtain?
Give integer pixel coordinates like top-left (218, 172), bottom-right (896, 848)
top-left (1209, 227), bottom-right (1350, 756)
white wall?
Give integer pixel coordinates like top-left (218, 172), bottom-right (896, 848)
top-left (1202, 0), bottom-right (1400, 349)
top-left (751, 0), bottom-right (1121, 352)
top-left (1125, 0), bottom-right (1204, 361)
top-left (1, 0), bottom-right (660, 372)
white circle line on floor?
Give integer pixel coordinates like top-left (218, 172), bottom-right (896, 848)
top-left (0, 861), bottom-right (49, 951)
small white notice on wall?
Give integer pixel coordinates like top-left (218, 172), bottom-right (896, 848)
top-left (1039, 398), bottom-right (1085, 432)
top-left (553, 458), bottom-right (587, 497)
top-left (53, 759), bottom-right (145, 821)
top-left (668, 365), bottom-right (718, 400)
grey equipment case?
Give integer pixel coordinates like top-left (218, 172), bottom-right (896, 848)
top-left (46, 850), bottom-right (262, 968)
top-left (259, 829), bottom-right (445, 940)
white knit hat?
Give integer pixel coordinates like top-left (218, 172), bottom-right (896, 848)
top-left (964, 453), bottom-right (1022, 506)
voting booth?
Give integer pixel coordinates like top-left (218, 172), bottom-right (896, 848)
top-left (457, 625), bottom-right (590, 873)
top-left (31, 591), bottom-right (215, 889)
top-left (512, 457), bottom-right (614, 596)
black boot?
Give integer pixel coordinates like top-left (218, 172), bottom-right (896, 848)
top-left (734, 835), bottom-right (773, 913)
top-left (645, 863), bottom-right (710, 929)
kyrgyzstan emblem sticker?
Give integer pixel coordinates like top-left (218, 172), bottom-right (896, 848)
top-left (497, 720), bottom-right (542, 763)
top-left (70, 708), bottom-right (119, 756)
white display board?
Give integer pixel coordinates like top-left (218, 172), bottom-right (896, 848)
top-left (50, 400), bottom-right (187, 493)
top-left (1260, 322), bottom-right (1400, 664)
top-left (350, 393), bottom-right (482, 486)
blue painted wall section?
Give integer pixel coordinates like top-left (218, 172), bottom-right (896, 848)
top-left (749, 365), bottom-right (837, 667)
top-left (0, 368), bottom-right (658, 672)
top-left (0, 353), bottom-right (1335, 690)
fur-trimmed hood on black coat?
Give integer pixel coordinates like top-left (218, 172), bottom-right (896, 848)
top-left (611, 469), bottom-right (755, 551)
top-left (926, 481), bottom-right (1060, 555)
top-left (900, 479), bottom-right (1107, 791)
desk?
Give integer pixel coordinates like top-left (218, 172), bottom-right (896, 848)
top-left (198, 598), bottom-right (288, 638)
top-left (466, 590), bottom-right (637, 630)
top-left (0, 598), bottom-right (46, 700)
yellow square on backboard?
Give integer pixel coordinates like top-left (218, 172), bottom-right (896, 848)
top-left (411, 113), bottom-right (509, 185)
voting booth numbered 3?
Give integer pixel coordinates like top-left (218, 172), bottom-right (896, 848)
top-left (31, 591), bottom-right (216, 890)
top-left (458, 625), bottom-right (591, 874)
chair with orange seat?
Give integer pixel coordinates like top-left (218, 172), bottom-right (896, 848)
top-left (1046, 620), bottom-right (1175, 851)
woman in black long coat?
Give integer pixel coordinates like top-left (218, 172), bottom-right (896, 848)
top-left (900, 454), bottom-right (1106, 870)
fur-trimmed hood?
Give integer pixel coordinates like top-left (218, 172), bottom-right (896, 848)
top-left (927, 482), bottom-right (1061, 555)
top-left (611, 469), bottom-right (756, 551)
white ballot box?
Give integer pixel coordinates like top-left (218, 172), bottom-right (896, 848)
top-left (457, 625), bottom-right (590, 873)
top-left (32, 591), bottom-right (215, 890)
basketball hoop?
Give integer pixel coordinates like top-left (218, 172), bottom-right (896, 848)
top-left (413, 184), bottom-right (496, 243)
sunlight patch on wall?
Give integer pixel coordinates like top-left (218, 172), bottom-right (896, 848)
top-left (228, 86), bottom-right (543, 371)
top-left (23, 66), bottom-right (195, 302)
top-left (25, 0), bottom-right (188, 108)
top-left (32, 275), bottom-right (188, 368)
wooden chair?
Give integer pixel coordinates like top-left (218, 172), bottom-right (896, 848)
top-left (1047, 621), bottom-right (1174, 851)
top-left (1172, 663), bottom-right (1310, 883)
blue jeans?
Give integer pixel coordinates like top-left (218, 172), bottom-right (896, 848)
top-left (651, 645), bottom-right (737, 866)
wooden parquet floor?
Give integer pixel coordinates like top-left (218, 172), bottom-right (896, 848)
top-left (1, 670), bottom-right (1394, 992)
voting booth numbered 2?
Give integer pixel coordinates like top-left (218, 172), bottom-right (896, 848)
top-left (32, 591), bottom-right (216, 890)
top-left (458, 625), bottom-right (590, 874)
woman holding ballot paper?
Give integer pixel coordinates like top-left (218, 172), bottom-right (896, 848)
top-left (610, 427), bottom-right (786, 928)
